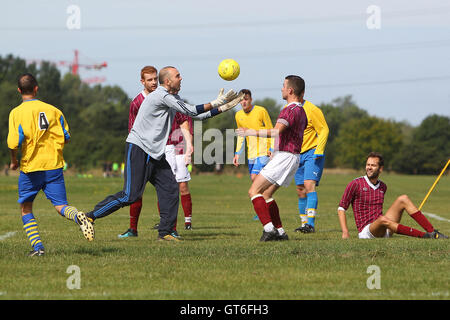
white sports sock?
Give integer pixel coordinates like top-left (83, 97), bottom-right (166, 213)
top-left (277, 227), bottom-right (285, 235)
top-left (263, 222), bottom-right (275, 232)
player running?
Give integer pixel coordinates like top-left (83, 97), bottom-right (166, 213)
top-left (237, 75), bottom-right (307, 241)
top-left (293, 96), bottom-right (329, 233)
top-left (338, 152), bottom-right (448, 239)
top-left (7, 73), bottom-right (94, 256)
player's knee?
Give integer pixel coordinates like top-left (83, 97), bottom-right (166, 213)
top-left (303, 180), bottom-right (316, 193)
top-left (378, 215), bottom-right (392, 227)
top-left (396, 194), bottom-right (411, 205)
top-left (179, 182), bottom-right (189, 195)
top-left (296, 185), bottom-right (306, 197)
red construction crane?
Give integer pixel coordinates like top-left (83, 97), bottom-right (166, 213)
top-left (27, 49), bottom-right (107, 84)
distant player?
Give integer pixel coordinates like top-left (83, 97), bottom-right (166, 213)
top-left (293, 96), bottom-right (329, 233)
top-left (7, 73), bottom-right (94, 256)
top-left (338, 152), bottom-right (448, 239)
top-left (237, 75), bottom-right (307, 241)
top-left (118, 66), bottom-right (158, 238)
top-left (233, 89), bottom-right (274, 181)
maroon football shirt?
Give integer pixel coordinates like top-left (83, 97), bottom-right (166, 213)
top-left (339, 176), bottom-right (387, 232)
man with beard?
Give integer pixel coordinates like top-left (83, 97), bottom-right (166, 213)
top-left (338, 152), bottom-right (448, 239)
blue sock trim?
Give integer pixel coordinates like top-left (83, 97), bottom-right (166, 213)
top-left (22, 213), bottom-right (35, 224)
top-left (60, 205), bottom-right (68, 216)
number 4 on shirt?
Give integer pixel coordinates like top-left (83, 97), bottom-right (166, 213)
top-left (39, 112), bottom-right (49, 130)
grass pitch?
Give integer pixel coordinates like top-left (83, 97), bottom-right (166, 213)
top-left (0, 171), bottom-right (448, 300)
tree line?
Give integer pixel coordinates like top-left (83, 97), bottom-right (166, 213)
top-left (1, 54), bottom-right (448, 174)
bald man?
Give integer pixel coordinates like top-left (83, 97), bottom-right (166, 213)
top-left (85, 66), bottom-right (243, 241)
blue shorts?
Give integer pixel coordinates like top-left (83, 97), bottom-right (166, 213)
top-left (18, 168), bottom-right (68, 205)
top-left (248, 156), bottom-right (270, 175)
top-left (294, 148), bottom-right (325, 186)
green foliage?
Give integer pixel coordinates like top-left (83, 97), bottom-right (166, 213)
top-left (393, 115), bottom-right (450, 174)
top-left (334, 116), bottom-right (403, 170)
top-left (0, 54), bottom-right (130, 171)
top-left (1, 54), bottom-right (447, 174)
top-left (320, 95), bottom-right (369, 168)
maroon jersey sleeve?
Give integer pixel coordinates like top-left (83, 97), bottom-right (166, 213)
top-left (339, 179), bottom-right (357, 210)
top-left (276, 107), bottom-right (293, 127)
top-left (128, 94), bottom-right (143, 133)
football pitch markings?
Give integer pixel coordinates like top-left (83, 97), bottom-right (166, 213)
top-left (0, 231), bottom-right (17, 241)
top-left (423, 212), bottom-right (450, 223)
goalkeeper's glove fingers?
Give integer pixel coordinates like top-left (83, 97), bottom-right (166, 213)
top-left (218, 92), bottom-right (244, 112)
top-left (211, 88), bottom-right (238, 107)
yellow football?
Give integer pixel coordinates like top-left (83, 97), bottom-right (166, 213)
top-left (218, 59), bottom-right (240, 81)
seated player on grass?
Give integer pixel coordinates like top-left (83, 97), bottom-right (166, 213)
top-left (338, 152), bottom-right (448, 239)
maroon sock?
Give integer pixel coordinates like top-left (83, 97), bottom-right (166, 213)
top-left (267, 199), bottom-right (282, 229)
top-left (130, 197), bottom-right (143, 231)
top-left (397, 224), bottom-right (426, 238)
top-left (251, 195), bottom-right (271, 226)
top-left (410, 211), bottom-right (434, 232)
top-left (181, 193), bottom-right (192, 223)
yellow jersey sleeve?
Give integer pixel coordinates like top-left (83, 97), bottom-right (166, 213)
top-left (7, 108), bottom-right (21, 150)
top-left (301, 101), bottom-right (329, 155)
top-left (234, 106), bottom-right (272, 159)
top-left (235, 111), bottom-right (245, 155)
top-left (261, 107), bottom-right (275, 151)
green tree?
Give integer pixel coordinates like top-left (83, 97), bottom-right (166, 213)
top-left (393, 115), bottom-right (450, 174)
top-left (320, 95), bottom-right (369, 167)
top-left (334, 116), bottom-right (403, 170)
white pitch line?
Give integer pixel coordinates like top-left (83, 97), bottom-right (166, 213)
top-left (423, 212), bottom-right (450, 223)
top-left (0, 231), bottom-right (17, 241)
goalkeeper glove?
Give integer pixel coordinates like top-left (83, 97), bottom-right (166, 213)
top-left (218, 92), bottom-right (245, 112)
top-left (211, 88), bottom-right (238, 107)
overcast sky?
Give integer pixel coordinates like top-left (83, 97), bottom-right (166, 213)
top-left (1, 0), bottom-right (449, 125)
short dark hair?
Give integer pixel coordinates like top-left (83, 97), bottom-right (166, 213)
top-left (239, 89), bottom-right (252, 97)
top-left (367, 152), bottom-right (384, 167)
top-left (285, 75), bottom-right (305, 97)
top-left (18, 73), bottom-right (38, 95)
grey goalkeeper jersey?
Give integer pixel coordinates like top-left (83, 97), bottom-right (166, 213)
top-left (126, 86), bottom-right (211, 160)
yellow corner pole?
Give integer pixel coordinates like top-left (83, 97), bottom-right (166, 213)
top-left (418, 159), bottom-right (450, 211)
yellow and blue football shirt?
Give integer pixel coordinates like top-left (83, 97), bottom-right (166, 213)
top-left (235, 105), bottom-right (274, 160)
top-left (7, 99), bottom-right (70, 173)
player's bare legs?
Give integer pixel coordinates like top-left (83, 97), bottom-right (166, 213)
top-left (248, 174), bottom-right (287, 240)
top-left (21, 202), bottom-right (33, 216)
top-left (369, 195), bottom-right (444, 238)
top-left (248, 174), bottom-right (273, 199)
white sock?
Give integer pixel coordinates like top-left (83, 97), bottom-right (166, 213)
top-left (263, 222), bottom-right (275, 232)
top-left (277, 227), bottom-right (285, 235)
